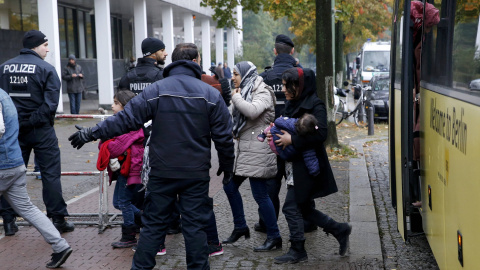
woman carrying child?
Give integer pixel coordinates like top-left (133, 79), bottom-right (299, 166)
top-left (269, 67), bottom-right (352, 264)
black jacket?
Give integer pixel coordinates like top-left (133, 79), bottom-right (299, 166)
top-left (260, 53), bottom-right (297, 111)
top-left (92, 60), bottom-right (235, 179)
top-left (118, 58), bottom-right (163, 94)
top-left (0, 49), bottom-right (60, 128)
top-left (282, 68), bottom-right (338, 204)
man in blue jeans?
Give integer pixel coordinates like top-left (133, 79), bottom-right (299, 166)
top-left (0, 88), bottom-right (72, 268)
top-left (69, 43), bottom-right (234, 270)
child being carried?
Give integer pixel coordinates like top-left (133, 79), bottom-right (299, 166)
top-left (258, 113), bottom-right (320, 176)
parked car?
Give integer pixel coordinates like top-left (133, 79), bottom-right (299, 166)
top-left (470, 78), bottom-right (480, 91)
top-left (366, 74), bottom-right (390, 120)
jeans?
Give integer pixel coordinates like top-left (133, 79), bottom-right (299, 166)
top-left (282, 186), bottom-right (331, 241)
top-left (0, 165), bottom-right (69, 253)
top-left (205, 197), bottom-right (220, 245)
top-left (113, 175), bottom-right (141, 227)
top-left (132, 177), bottom-right (211, 270)
top-left (223, 176), bottom-right (281, 239)
top-left (68, 92), bottom-right (82, 114)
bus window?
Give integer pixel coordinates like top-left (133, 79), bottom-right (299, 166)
top-left (452, 3), bottom-right (480, 91)
top-left (394, 0), bottom-right (405, 87)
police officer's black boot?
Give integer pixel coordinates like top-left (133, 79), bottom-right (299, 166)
top-left (112, 225), bottom-right (137, 248)
top-left (323, 219), bottom-right (352, 256)
top-left (274, 239), bottom-right (308, 264)
top-left (52, 216), bottom-right (75, 233)
top-left (3, 217), bottom-right (18, 236)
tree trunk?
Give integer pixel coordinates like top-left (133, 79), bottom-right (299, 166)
top-left (335, 21), bottom-right (344, 87)
top-left (316, 0), bottom-right (338, 146)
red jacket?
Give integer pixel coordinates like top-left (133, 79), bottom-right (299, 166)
top-left (98, 129), bottom-right (144, 185)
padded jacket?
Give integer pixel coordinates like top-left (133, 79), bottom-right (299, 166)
top-left (91, 60), bottom-right (235, 180)
top-left (231, 76), bottom-right (277, 179)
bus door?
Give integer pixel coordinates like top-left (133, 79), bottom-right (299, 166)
top-left (390, 0), bottom-right (415, 242)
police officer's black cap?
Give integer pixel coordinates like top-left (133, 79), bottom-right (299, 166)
top-left (23, 30), bottom-right (48, 49)
top-left (275, 34), bottom-right (294, 47)
top-left (142, 37), bottom-right (165, 57)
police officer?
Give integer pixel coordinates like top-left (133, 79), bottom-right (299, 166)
top-left (256, 34), bottom-right (317, 233)
top-left (0, 30), bottom-right (74, 233)
top-left (118, 37), bottom-right (167, 94)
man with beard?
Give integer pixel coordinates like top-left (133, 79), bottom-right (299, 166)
top-left (62, 54), bottom-right (84, 114)
top-left (118, 37), bottom-right (167, 94)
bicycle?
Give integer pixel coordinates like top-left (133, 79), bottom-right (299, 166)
top-left (335, 84), bottom-right (373, 128)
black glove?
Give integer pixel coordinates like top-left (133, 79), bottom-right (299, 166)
top-left (216, 168), bottom-right (234, 185)
top-left (19, 120), bottom-right (33, 133)
top-left (68, 125), bottom-right (95, 149)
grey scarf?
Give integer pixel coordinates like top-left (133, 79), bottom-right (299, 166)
top-left (232, 61), bottom-right (258, 137)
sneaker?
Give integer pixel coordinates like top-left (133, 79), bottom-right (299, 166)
top-left (132, 244), bottom-right (166, 256)
top-left (46, 247), bottom-right (73, 268)
top-left (208, 243), bottom-right (224, 257)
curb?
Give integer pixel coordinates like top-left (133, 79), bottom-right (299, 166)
top-left (348, 138), bottom-right (385, 262)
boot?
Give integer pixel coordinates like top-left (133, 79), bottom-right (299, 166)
top-left (253, 237), bottom-right (282, 252)
top-left (3, 217), bottom-right (18, 236)
top-left (112, 225), bottom-right (137, 248)
top-left (323, 220), bottom-right (352, 256)
top-left (52, 216), bottom-right (75, 233)
top-left (222, 227), bottom-right (250, 244)
top-left (274, 239), bottom-right (308, 264)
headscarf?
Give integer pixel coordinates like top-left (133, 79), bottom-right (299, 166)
top-left (232, 61), bottom-right (258, 137)
top-left (284, 67), bottom-right (316, 117)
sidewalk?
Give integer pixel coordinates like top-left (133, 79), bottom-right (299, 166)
top-left (0, 98), bottom-right (386, 269)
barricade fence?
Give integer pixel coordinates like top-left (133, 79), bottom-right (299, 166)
top-left (2, 114), bottom-right (121, 234)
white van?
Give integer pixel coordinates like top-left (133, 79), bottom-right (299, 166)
top-left (357, 41), bottom-right (391, 85)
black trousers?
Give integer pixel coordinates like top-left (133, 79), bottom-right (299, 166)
top-left (132, 177), bottom-right (211, 270)
top-left (1, 125), bottom-right (68, 219)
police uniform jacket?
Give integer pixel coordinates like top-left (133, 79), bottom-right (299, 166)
top-left (118, 57), bottom-right (163, 94)
top-left (0, 49), bottom-right (60, 129)
top-left (259, 53), bottom-right (297, 113)
top-left (91, 60), bottom-right (235, 180)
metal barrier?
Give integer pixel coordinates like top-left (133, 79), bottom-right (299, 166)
top-left (7, 114), bottom-right (122, 234)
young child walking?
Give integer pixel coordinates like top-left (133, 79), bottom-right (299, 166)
top-left (97, 90), bottom-right (144, 248)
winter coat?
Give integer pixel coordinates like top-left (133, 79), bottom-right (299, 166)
top-left (99, 129), bottom-right (144, 185)
top-left (62, 63), bottom-right (85, 94)
top-left (118, 58), bottom-right (163, 95)
top-left (282, 68), bottom-right (338, 204)
top-left (231, 76), bottom-right (277, 179)
top-left (259, 53), bottom-right (297, 108)
top-left (0, 49), bottom-right (60, 129)
top-left (91, 60), bottom-right (234, 180)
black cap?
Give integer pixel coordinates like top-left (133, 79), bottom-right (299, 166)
top-left (275, 34), bottom-right (294, 47)
top-left (142, 37), bottom-right (165, 57)
top-left (23, 30), bottom-right (48, 49)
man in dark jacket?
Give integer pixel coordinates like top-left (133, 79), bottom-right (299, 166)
top-left (62, 54), bottom-right (84, 114)
top-left (69, 43), bottom-right (235, 270)
top-left (0, 30), bottom-right (74, 234)
top-left (256, 34), bottom-right (317, 234)
top-left (118, 37), bottom-right (167, 94)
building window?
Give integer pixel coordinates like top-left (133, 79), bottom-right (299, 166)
top-left (58, 5), bottom-right (96, 59)
top-left (0, 0), bottom-right (38, 31)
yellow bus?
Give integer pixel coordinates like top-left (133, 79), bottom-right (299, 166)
top-left (389, 0), bottom-right (480, 269)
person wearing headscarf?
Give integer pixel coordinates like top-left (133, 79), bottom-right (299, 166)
top-left (222, 61), bottom-right (282, 252)
top-left (270, 67), bottom-right (352, 264)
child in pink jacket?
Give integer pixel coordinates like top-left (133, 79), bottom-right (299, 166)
top-left (98, 90), bottom-right (144, 248)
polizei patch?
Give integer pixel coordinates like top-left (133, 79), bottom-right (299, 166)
top-left (3, 64), bottom-right (37, 74)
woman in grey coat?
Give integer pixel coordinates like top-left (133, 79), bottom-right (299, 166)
top-left (222, 61), bottom-right (282, 252)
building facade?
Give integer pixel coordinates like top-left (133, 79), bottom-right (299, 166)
top-left (0, 0), bottom-right (242, 110)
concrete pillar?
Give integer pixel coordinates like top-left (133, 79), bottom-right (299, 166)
top-left (215, 28), bottom-right (223, 67)
top-left (235, 5), bottom-right (243, 56)
top-left (183, 13), bottom-right (194, 43)
top-left (38, 0), bottom-right (63, 113)
top-left (201, 19), bottom-right (211, 72)
top-left (227, 27), bottom-right (235, 70)
top-left (162, 7), bottom-right (174, 65)
top-left (133, 0), bottom-right (147, 60)
top-left (94, 0), bottom-right (114, 107)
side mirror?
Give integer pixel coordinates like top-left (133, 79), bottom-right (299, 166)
top-left (343, 81), bottom-right (349, 87)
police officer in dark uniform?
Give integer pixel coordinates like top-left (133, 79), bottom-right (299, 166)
top-left (0, 30), bottom-right (74, 233)
top-left (118, 37), bottom-right (167, 94)
top-left (256, 34), bottom-right (317, 233)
